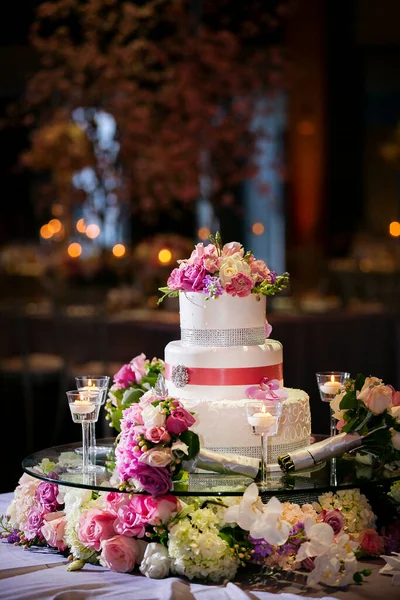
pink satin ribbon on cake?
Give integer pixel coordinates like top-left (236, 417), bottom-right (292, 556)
top-left (165, 363), bottom-right (283, 386)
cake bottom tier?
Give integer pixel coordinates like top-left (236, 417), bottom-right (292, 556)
top-left (180, 388), bottom-right (311, 464)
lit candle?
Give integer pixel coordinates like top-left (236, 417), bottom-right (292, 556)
top-left (70, 399), bottom-right (95, 414)
top-left (247, 411), bottom-right (277, 428)
top-left (319, 376), bottom-right (342, 395)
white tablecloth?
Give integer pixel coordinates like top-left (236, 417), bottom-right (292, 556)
top-left (0, 493), bottom-right (354, 600)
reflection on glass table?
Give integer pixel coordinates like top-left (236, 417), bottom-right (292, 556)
top-left (22, 438), bottom-right (400, 502)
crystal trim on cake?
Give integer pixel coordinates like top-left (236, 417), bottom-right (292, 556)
top-left (206, 438), bottom-right (310, 463)
top-left (171, 364), bottom-right (190, 388)
top-left (181, 326), bottom-right (266, 347)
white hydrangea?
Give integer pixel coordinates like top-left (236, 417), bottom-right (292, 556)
top-left (62, 486), bottom-right (99, 561)
top-left (6, 473), bottom-right (40, 529)
top-left (316, 489), bottom-right (376, 533)
top-left (168, 506), bottom-right (239, 582)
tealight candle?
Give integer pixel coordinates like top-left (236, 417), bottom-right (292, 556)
top-left (319, 380), bottom-right (342, 395)
top-left (247, 412), bottom-right (277, 428)
top-left (70, 399), bottom-right (95, 414)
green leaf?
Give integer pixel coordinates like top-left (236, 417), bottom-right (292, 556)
top-left (179, 430), bottom-right (200, 460)
top-left (339, 391), bottom-right (358, 410)
top-left (354, 373), bottom-right (366, 392)
top-left (121, 388), bottom-right (143, 407)
top-left (111, 408), bottom-right (123, 432)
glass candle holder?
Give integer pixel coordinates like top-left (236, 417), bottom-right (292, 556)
top-left (315, 371), bottom-right (350, 437)
top-left (246, 400), bottom-right (283, 488)
top-left (66, 389), bottom-right (102, 477)
top-left (75, 376), bottom-right (110, 464)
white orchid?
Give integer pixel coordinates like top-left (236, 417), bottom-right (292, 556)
top-left (296, 517), bottom-right (334, 563)
top-left (308, 552), bottom-right (358, 587)
top-left (249, 496), bottom-right (291, 547)
top-left (224, 483), bottom-right (263, 531)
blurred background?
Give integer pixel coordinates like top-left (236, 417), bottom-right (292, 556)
top-left (1, 0), bottom-right (400, 491)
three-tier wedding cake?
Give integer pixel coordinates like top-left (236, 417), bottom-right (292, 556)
top-left (159, 234), bottom-right (311, 463)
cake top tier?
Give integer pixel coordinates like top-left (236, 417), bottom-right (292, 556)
top-left (158, 232), bottom-right (289, 305)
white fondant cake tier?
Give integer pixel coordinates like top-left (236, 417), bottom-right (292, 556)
top-left (180, 389), bottom-right (311, 463)
top-left (179, 292), bottom-right (266, 346)
top-left (165, 339), bottom-right (283, 400)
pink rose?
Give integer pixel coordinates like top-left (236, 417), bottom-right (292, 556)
top-left (130, 353), bottom-right (147, 383)
top-left (225, 273), bottom-right (253, 297)
top-left (23, 506), bottom-right (44, 541)
top-left (138, 448), bottom-right (173, 468)
top-left (181, 263), bottom-right (207, 292)
top-left (78, 508), bottom-right (116, 551)
top-left (319, 509), bottom-right (345, 534)
top-left (129, 495), bottom-right (179, 526)
top-left (166, 406), bottom-right (196, 434)
top-left (359, 384), bottom-right (392, 415)
top-left (100, 535), bottom-right (141, 573)
top-left (358, 529), bottom-right (385, 556)
top-left (167, 267), bottom-right (185, 290)
top-left (41, 511), bottom-right (67, 551)
top-left (250, 259), bottom-right (271, 282)
top-left (222, 241), bottom-right (243, 256)
top-left (114, 502), bottom-right (146, 538)
top-left (104, 492), bottom-right (130, 515)
top-left (390, 387), bottom-right (400, 406)
top-left (114, 364), bottom-right (137, 388)
top-left (187, 243), bottom-right (217, 265)
top-left (35, 481), bottom-right (60, 512)
top-left (144, 426), bottom-right (171, 444)
top-left (134, 464), bottom-right (172, 496)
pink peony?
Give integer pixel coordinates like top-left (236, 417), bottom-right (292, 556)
top-left (100, 535), bottom-right (141, 573)
top-left (166, 406), bottom-right (196, 434)
top-left (78, 508), bottom-right (116, 551)
top-left (225, 273), bottom-right (253, 297)
top-left (130, 353), bottom-right (147, 383)
top-left (358, 529), bottom-right (385, 556)
top-left (35, 481), bottom-right (60, 512)
top-left (23, 506), bottom-right (44, 541)
top-left (134, 464), bottom-right (172, 496)
top-left (187, 243), bottom-right (217, 265)
top-left (113, 364), bottom-right (137, 388)
top-left (114, 502), bottom-right (146, 538)
top-left (167, 267), bottom-right (185, 290)
top-left (144, 426), bottom-right (171, 444)
top-left (41, 511), bottom-right (67, 551)
top-left (180, 263), bottom-right (208, 292)
top-left (128, 495), bottom-right (179, 526)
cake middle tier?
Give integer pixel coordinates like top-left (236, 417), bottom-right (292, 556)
top-left (165, 339), bottom-right (283, 401)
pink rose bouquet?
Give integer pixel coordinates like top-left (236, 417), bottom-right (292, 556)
top-left (114, 389), bottom-right (199, 495)
top-left (105, 353), bottom-right (165, 432)
top-left (158, 231), bottom-right (289, 303)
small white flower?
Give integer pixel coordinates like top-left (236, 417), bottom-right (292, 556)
top-left (171, 440), bottom-right (189, 456)
top-left (141, 403), bottom-right (166, 427)
top-left (139, 542), bottom-right (170, 579)
top-left (249, 496), bottom-right (291, 547)
top-left (224, 483), bottom-right (263, 531)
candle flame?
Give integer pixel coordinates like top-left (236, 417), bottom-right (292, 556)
top-left (262, 404), bottom-right (266, 413)
top-left (88, 379), bottom-right (92, 387)
top-left (330, 375), bottom-right (335, 383)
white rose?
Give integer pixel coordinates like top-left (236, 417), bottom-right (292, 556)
top-left (218, 252), bottom-right (251, 287)
top-left (330, 392), bottom-right (346, 421)
top-left (139, 542), bottom-right (170, 579)
top-left (171, 440), bottom-right (189, 457)
top-left (390, 428), bottom-right (400, 451)
top-left (391, 405), bottom-right (400, 421)
top-left (138, 448), bottom-right (173, 467)
top-left (358, 384), bottom-right (392, 415)
top-left (141, 404), bottom-right (166, 427)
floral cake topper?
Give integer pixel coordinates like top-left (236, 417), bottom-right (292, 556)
top-left (246, 377), bottom-right (289, 401)
top-left (158, 232), bottom-right (289, 303)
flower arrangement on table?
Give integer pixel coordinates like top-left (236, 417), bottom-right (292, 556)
top-left (158, 232), bottom-right (289, 303)
top-left (104, 353), bottom-right (165, 432)
top-left (330, 374), bottom-right (400, 468)
top-left (5, 472), bottom-right (400, 587)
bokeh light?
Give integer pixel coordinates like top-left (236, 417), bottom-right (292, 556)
top-left (389, 221), bottom-right (400, 237)
top-left (68, 243), bottom-right (82, 258)
top-left (48, 219), bottom-right (62, 234)
top-left (76, 218), bottom-right (86, 233)
top-left (40, 224), bottom-right (53, 239)
top-left (85, 224), bottom-right (100, 239)
top-left (158, 248), bottom-right (172, 264)
top-left (112, 244), bottom-right (126, 258)
top-left (198, 227), bottom-right (210, 241)
top-left (252, 222), bottom-right (265, 235)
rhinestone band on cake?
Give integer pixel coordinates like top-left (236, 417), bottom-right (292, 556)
top-left (181, 327), bottom-right (266, 347)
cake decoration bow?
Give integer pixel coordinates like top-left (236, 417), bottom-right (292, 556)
top-left (246, 377), bottom-right (289, 401)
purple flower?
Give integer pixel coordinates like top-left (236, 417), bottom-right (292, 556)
top-left (5, 529), bottom-right (20, 544)
top-left (320, 509), bottom-right (345, 534)
top-left (23, 506), bottom-right (44, 541)
top-left (35, 482), bottom-right (60, 512)
top-left (248, 535), bottom-right (273, 562)
top-left (269, 270), bottom-right (278, 284)
top-left (202, 275), bottom-right (223, 299)
top-left (276, 523), bottom-right (306, 556)
top-left (134, 464), bottom-right (172, 496)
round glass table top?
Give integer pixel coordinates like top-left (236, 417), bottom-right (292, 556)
top-left (22, 437), bottom-right (400, 498)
